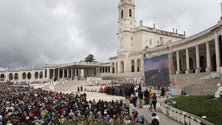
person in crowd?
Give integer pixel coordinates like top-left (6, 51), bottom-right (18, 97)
top-left (152, 93), bottom-right (157, 111)
top-left (81, 86), bottom-right (83, 92)
top-left (138, 90), bottom-right (143, 108)
top-left (160, 87), bottom-right (165, 98)
top-left (149, 89), bottom-right (154, 111)
top-left (151, 112), bottom-right (159, 125)
top-left (130, 93), bottom-right (138, 107)
top-left (143, 89), bottom-right (149, 105)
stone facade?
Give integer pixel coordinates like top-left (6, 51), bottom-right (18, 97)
top-left (107, 0), bottom-right (185, 79)
top-left (1, 0), bottom-right (222, 84)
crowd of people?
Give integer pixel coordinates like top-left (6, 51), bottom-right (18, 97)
top-left (97, 83), bottom-right (167, 125)
top-left (0, 83), bottom-right (146, 125)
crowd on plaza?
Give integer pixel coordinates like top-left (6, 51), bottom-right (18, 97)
top-left (83, 82), bottom-right (168, 125)
top-left (0, 83), bottom-right (146, 125)
top-left (93, 82), bottom-right (167, 109)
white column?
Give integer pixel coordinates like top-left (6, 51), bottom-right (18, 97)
top-left (215, 33), bottom-right (221, 72)
top-left (118, 62), bottom-right (120, 73)
top-left (185, 48), bottom-right (190, 74)
top-left (195, 46), bottom-right (200, 73)
top-left (71, 68), bottom-right (73, 80)
top-left (74, 69), bottom-right (77, 80)
top-left (176, 51), bottom-right (180, 74)
top-left (110, 66), bottom-right (113, 74)
top-left (80, 69), bottom-right (84, 80)
top-left (206, 41), bottom-right (211, 72)
top-left (67, 68), bottom-right (70, 79)
top-left (62, 68), bottom-right (64, 78)
top-left (47, 68), bottom-right (50, 80)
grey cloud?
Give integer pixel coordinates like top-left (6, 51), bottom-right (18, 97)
top-left (0, 0), bottom-right (221, 69)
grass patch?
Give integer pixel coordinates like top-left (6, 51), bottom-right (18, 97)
top-left (165, 95), bottom-right (222, 125)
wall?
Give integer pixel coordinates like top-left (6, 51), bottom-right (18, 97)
top-left (160, 102), bottom-right (214, 125)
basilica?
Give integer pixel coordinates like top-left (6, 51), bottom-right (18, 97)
top-left (0, 0), bottom-right (222, 85)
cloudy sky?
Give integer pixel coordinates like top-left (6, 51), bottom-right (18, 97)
top-left (0, 0), bottom-right (221, 70)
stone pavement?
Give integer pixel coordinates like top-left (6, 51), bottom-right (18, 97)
top-left (133, 91), bottom-right (182, 125)
top-left (136, 104), bottom-right (182, 125)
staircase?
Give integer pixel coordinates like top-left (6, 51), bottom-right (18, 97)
top-left (175, 73), bottom-right (222, 95)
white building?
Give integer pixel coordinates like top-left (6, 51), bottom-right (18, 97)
top-left (1, 0), bottom-right (222, 85)
top-left (104, 0), bottom-right (185, 79)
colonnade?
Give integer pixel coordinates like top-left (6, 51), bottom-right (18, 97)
top-left (171, 33), bottom-right (222, 74)
top-left (47, 67), bottom-right (93, 81)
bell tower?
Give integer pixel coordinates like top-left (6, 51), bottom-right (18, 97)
top-left (117, 0), bottom-right (136, 55)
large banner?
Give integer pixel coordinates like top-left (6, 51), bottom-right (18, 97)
top-left (144, 54), bottom-right (170, 87)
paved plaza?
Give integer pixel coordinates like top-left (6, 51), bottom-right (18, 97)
top-left (43, 81), bottom-right (182, 124)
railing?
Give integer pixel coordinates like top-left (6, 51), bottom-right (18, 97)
top-left (160, 102), bottom-right (214, 125)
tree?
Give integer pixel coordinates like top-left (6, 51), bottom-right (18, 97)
top-left (84, 54), bottom-right (95, 62)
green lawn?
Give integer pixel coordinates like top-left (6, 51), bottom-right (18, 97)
top-left (165, 95), bottom-right (222, 125)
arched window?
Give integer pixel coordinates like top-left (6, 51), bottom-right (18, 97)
top-left (9, 73), bottom-right (13, 80)
top-left (27, 72), bottom-right (32, 80)
top-left (22, 73), bottom-right (26, 80)
top-left (35, 72), bottom-right (39, 79)
top-left (14, 73), bottom-right (18, 80)
top-left (121, 10), bottom-right (124, 19)
top-left (0, 74), bottom-right (5, 81)
top-left (131, 60), bottom-right (135, 72)
top-left (40, 72), bottom-right (43, 79)
top-left (129, 9), bottom-right (132, 17)
top-left (137, 59), bottom-right (141, 72)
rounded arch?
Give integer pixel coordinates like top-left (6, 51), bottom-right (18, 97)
top-left (40, 71), bottom-right (43, 79)
top-left (14, 73), bottom-right (18, 80)
top-left (131, 59), bottom-right (135, 72)
top-left (136, 59), bottom-right (141, 72)
top-left (22, 72), bottom-right (26, 80)
top-left (9, 73), bottom-right (13, 80)
top-left (120, 61), bottom-right (124, 73)
top-left (35, 72), bottom-right (39, 79)
top-left (27, 72), bottom-right (32, 80)
top-left (0, 74), bottom-right (5, 81)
